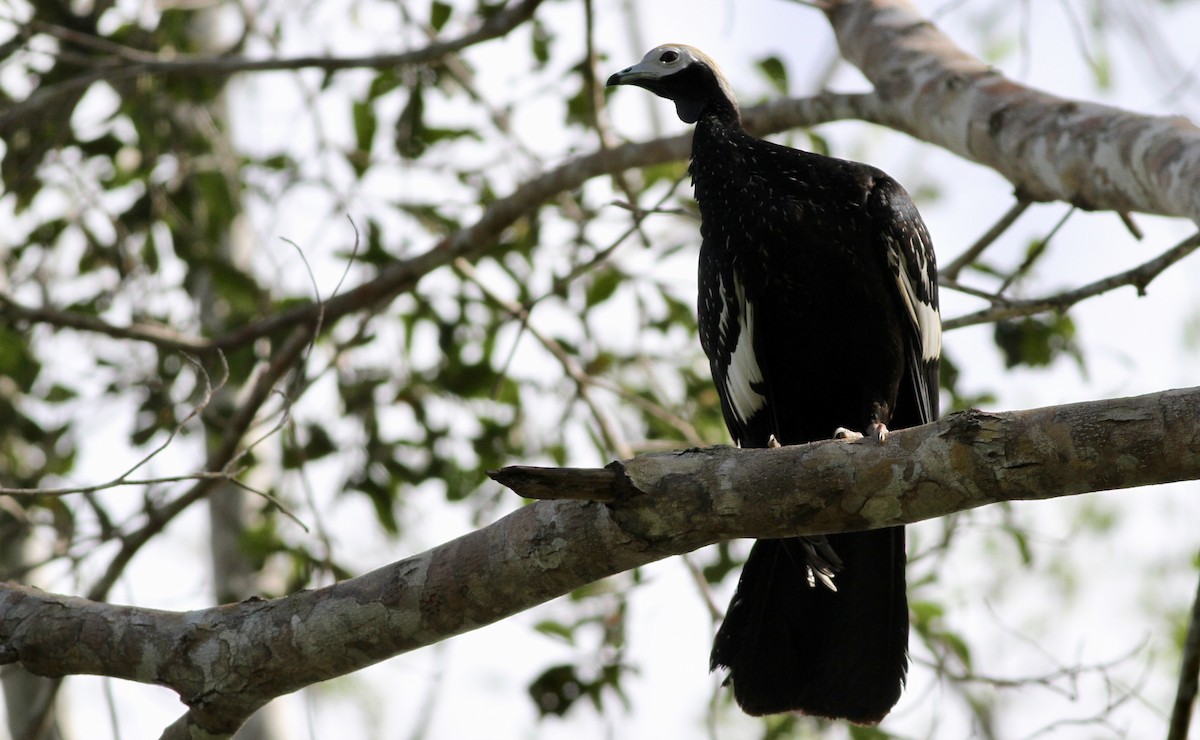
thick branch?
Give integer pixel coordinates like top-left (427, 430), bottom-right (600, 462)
top-left (10, 4), bottom-right (1200, 355)
top-left (2, 386), bottom-right (1198, 736)
top-left (824, 0), bottom-right (1200, 225)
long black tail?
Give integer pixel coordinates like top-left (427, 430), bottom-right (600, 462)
top-left (709, 527), bottom-right (908, 723)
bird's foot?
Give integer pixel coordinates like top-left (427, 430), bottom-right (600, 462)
top-left (767, 434), bottom-right (783, 449)
top-left (800, 537), bottom-right (843, 592)
top-left (832, 423), bottom-right (889, 444)
top-left (866, 421), bottom-right (890, 444)
top-left (832, 427), bottom-right (864, 441)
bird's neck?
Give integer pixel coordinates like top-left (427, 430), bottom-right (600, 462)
top-left (690, 111), bottom-right (754, 199)
top-left (695, 98), bottom-right (743, 134)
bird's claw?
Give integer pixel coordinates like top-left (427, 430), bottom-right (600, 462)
top-left (832, 424), bottom-right (889, 444)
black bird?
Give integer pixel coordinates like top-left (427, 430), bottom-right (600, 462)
top-left (607, 45), bottom-right (940, 723)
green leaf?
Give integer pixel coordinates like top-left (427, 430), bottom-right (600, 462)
top-left (192, 170), bottom-right (237, 242)
top-left (701, 541), bottom-right (742, 584)
top-left (397, 202), bottom-right (460, 235)
top-left (910, 599), bottom-right (945, 626)
top-left (806, 131), bottom-right (831, 157)
top-left (584, 268), bottom-right (621, 307)
top-left (993, 314), bottom-right (1082, 370)
top-left (849, 724), bottom-right (896, 740)
top-left (206, 259), bottom-right (264, 322)
top-left (756, 55), bottom-right (789, 95)
top-left (430, 0), bottom-right (452, 32)
top-left (351, 99), bottom-right (377, 174)
top-left (533, 620), bottom-right (576, 644)
top-left (43, 384), bottom-right (78, 403)
top-left (935, 629), bottom-right (973, 667)
top-left (395, 84), bottom-right (427, 160)
top-left (368, 69), bottom-right (403, 100)
top-left (0, 327), bottom-right (40, 389)
top-left (530, 19), bottom-right (551, 65)
top-left (528, 664), bottom-right (585, 717)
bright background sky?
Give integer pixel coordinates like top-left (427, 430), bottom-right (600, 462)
top-left (7, 0), bottom-right (1200, 738)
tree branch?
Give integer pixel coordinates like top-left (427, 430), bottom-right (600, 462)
top-left (0, 0), bottom-right (547, 132)
top-left (9, 2), bottom-right (1200, 359)
top-left (823, 0), bottom-right (1200, 225)
top-left (942, 230), bottom-right (1200, 330)
top-left (2, 386), bottom-right (1198, 736)
top-left (1169, 560), bottom-right (1200, 740)
top-left (0, 92), bottom-right (866, 355)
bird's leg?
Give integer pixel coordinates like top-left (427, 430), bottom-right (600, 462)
top-left (866, 400), bottom-right (890, 444)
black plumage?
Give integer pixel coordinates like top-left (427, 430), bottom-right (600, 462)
top-left (608, 45), bottom-right (940, 723)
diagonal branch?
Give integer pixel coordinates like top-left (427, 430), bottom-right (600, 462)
top-left (823, 0), bottom-right (1200, 225)
top-left (2, 386), bottom-right (1198, 737)
top-left (1169, 560), bottom-right (1200, 740)
top-left (942, 230), bottom-right (1200, 330)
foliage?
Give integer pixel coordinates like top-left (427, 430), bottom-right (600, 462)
top-left (0, 0), bottom-right (1197, 738)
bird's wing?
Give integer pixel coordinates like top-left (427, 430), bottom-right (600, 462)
top-left (868, 176), bottom-right (941, 424)
top-left (699, 257), bottom-right (771, 447)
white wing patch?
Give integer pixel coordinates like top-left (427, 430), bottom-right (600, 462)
top-left (889, 238), bottom-right (941, 362)
top-left (720, 273), bottom-right (767, 425)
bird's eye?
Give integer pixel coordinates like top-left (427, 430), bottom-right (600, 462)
top-left (660, 50), bottom-right (680, 64)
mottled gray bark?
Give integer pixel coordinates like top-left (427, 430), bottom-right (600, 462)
top-left (823, 0), bottom-right (1200, 224)
top-left (2, 386), bottom-right (1198, 739)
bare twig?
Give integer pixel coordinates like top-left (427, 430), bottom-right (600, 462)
top-left (941, 198), bottom-right (1032, 281)
top-left (0, 293), bottom-right (210, 352)
top-left (943, 230), bottom-right (1200, 331)
top-left (87, 323), bottom-right (316, 602)
top-left (0, 0), bottom-right (547, 130)
top-left (453, 257), bottom-right (632, 458)
top-left (997, 205), bottom-right (1074, 294)
top-left (1168, 556), bottom-right (1200, 740)
top-left (0, 353), bottom-right (228, 497)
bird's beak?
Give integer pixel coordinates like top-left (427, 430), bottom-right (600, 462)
top-left (606, 62), bottom-right (653, 88)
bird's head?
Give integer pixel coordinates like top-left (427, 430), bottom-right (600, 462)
top-left (606, 44), bottom-right (739, 124)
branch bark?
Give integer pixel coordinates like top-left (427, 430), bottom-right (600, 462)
top-left (12, 0), bottom-right (1200, 352)
top-left (2, 386), bottom-right (1198, 737)
top-left (823, 0), bottom-right (1200, 225)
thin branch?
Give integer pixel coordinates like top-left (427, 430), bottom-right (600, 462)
top-left (453, 257), bottom-right (632, 459)
top-left (943, 230), bottom-right (1200, 331)
top-left (0, 353), bottom-right (228, 496)
top-left (941, 198), bottom-right (1031, 281)
top-left (0, 293), bottom-right (211, 352)
top-left (0, 0), bottom-right (546, 131)
top-left (997, 205), bottom-right (1074, 294)
top-left (86, 322), bottom-right (316, 603)
top-left (1168, 556), bottom-right (1200, 740)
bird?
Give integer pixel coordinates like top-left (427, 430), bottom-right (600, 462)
top-left (607, 45), bottom-right (940, 723)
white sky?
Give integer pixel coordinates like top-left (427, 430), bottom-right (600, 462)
top-left (7, 0), bottom-right (1200, 738)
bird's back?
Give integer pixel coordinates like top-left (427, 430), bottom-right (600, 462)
top-left (693, 126), bottom-right (922, 447)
